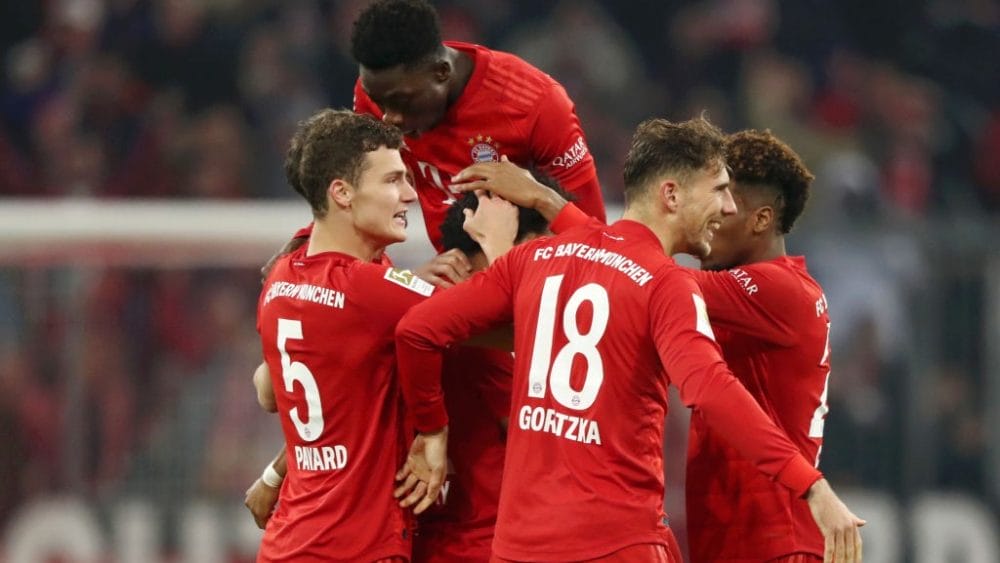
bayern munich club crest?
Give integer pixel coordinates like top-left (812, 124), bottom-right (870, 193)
top-left (468, 134), bottom-right (500, 163)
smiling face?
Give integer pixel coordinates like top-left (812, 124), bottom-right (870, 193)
top-left (700, 183), bottom-right (764, 270)
top-left (360, 62), bottom-right (451, 137)
top-left (348, 146), bottom-right (417, 245)
top-left (675, 163), bottom-right (737, 259)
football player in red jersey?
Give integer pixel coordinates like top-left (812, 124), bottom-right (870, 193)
top-left (255, 108), bottom-right (428, 562)
top-left (448, 130), bottom-right (864, 563)
top-left (411, 189), bottom-right (556, 563)
top-left (394, 117), bottom-right (864, 563)
top-left (249, 177), bottom-right (559, 562)
top-left (350, 0), bottom-right (606, 255)
top-left (683, 130), bottom-right (834, 563)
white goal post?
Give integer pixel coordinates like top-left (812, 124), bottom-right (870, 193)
top-left (0, 198), bottom-right (438, 269)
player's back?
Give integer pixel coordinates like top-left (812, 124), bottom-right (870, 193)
top-left (493, 219), bottom-right (683, 561)
top-left (687, 256), bottom-right (830, 561)
top-left (257, 246), bottom-right (431, 562)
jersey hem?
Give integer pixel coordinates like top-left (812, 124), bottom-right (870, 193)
top-left (492, 532), bottom-right (670, 562)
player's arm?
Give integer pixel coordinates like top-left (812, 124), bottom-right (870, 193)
top-left (244, 448), bottom-right (287, 529)
top-left (689, 266), bottom-right (801, 346)
top-left (253, 362), bottom-right (277, 412)
top-left (652, 270), bottom-right (863, 562)
top-left (527, 83), bottom-right (606, 222)
top-left (452, 156), bottom-right (570, 223)
top-left (394, 254), bottom-right (519, 513)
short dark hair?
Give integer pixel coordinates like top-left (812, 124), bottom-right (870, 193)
top-left (351, 0), bottom-right (442, 70)
top-left (725, 130), bottom-right (814, 234)
top-left (622, 116), bottom-right (726, 204)
top-left (439, 172), bottom-right (571, 255)
top-left (284, 109), bottom-right (403, 216)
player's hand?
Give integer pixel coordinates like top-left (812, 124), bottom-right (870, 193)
top-left (413, 249), bottom-right (472, 288)
top-left (394, 428), bottom-right (448, 514)
top-left (244, 478), bottom-right (280, 530)
top-left (261, 235), bottom-right (308, 282)
top-left (451, 156), bottom-right (566, 221)
top-left (806, 478), bottom-right (865, 563)
top-left (463, 190), bottom-right (518, 264)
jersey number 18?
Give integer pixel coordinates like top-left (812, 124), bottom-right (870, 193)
top-left (527, 275), bottom-right (609, 411)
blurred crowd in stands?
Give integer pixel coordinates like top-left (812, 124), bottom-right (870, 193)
top-left (0, 0), bottom-right (997, 550)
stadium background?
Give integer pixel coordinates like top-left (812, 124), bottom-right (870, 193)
top-left (0, 0), bottom-right (997, 561)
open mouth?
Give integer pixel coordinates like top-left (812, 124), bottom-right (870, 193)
top-left (393, 210), bottom-right (408, 228)
top-left (706, 221), bottom-right (721, 240)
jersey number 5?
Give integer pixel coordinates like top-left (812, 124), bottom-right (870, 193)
top-left (527, 275), bottom-right (609, 410)
top-left (277, 318), bottom-right (324, 442)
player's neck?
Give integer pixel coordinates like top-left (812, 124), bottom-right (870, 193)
top-left (753, 235), bottom-right (787, 264)
top-left (308, 219), bottom-right (384, 263)
top-left (621, 206), bottom-right (679, 254)
top-left (444, 46), bottom-right (474, 107)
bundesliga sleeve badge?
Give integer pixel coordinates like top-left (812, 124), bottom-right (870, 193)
top-left (384, 268), bottom-right (435, 297)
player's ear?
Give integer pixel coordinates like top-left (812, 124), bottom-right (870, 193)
top-left (752, 206), bottom-right (774, 234)
top-left (431, 59), bottom-right (451, 83)
top-left (659, 179), bottom-right (680, 213)
top-left (329, 179), bottom-right (353, 209)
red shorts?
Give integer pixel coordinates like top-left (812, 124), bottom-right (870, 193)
top-left (373, 558), bottom-right (408, 563)
top-left (767, 554), bottom-right (823, 563)
top-left (490, 532), bottom-right (682, 562)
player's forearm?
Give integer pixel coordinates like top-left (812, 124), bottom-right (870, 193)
top-left (564, 175), bottom-right (607, 224)
top-left (272, 448), bottom-right (287, 477)
top-left (259, 446), bottom-right (287, 488)
top-left (681, 363), bottom-right (820, 496)
top-left (396, 318), bottom-right (450, 432)
top-left (533, 185), bottom-right (570, 222)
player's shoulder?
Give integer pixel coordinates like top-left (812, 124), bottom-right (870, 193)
top-left (737, 256), bottom-right (822, 297)
top-left (469, 43), bottom-right (564, 115)
top-left (353, 262), bottom-right (435, 298)
top-left (652, 260), bottom-right (699, 291)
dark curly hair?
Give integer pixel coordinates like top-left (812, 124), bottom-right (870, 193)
top-left (351, 0), bottom-right (442, 70)
top-left (725, 130), bottom-right (814, 234)
top-left (439, 172), bottom-right (571, 255)
top-left (284, 109), bottom-right (403, 217)
top-left (622, 116), bottom-right (726, 204)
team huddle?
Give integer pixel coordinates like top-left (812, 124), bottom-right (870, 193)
top-left (245, 1), bottom-right (865, 562)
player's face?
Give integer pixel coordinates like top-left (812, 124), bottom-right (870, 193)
top-left (700, 185), bottom-right (754, 270)
top-left (351, 147), bottom-right (417, 245)
top-left (360, 64), bottom-right (450, 137)
top-left (677, 164), bottom-right (736, 259)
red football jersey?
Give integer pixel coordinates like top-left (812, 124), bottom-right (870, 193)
top-left (396, 218), bottom-right (821, 561)
top-left (257, 245), bottom-right (435, 562)
top-left (414, 346), bottom-right (511, 563)
top-left (685, 258), bottom-right (830, 561)
top-left (354, 41), bottom-right (606, 251)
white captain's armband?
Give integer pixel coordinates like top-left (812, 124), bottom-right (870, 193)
top-left (693, 294), bottom-right (715, 340)
top-left (384, 268), bottom-right (434, 297)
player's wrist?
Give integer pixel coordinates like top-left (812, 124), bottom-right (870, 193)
top-left (261, 462), bottom-right (285, 489)
top-left (535, 187), bottom-right (568, 222)
top-left (419, 425), bottom-right (448, 437)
